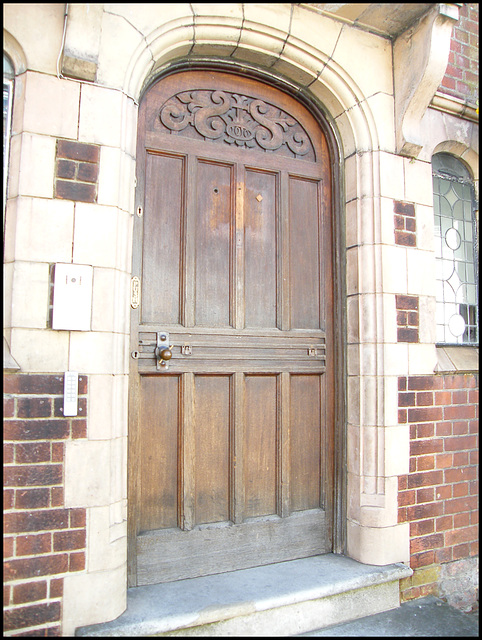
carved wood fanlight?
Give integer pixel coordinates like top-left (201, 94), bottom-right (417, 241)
top-left (158, 89), bottom-right (315, 159)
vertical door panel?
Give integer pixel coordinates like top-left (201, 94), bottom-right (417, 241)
top-left (290, 374), bottom-right (322, 512)
top-left (244, 374), bottom-right (278, 518)
top-left (194, 375), bottom-right (231, 525)
top-left (142, 153), bottom-right (184, 324)
top-left (244, 170), bottom-right (278, 329)
top-left (289, 177), bottom-right (321, 329)
top-left (139, 376), bottom-right (179, 531)
top-left (195, 161), bottom-right (234, 327)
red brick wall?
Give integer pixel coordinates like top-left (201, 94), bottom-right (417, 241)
top-left (398, 373), bottom-right (479, 606)
top-left (3, 374), bottom-right (88, 636)
top-left (439, 3), bottom-right (479, 104)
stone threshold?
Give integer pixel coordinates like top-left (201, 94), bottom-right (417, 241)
top-left (76, 554), bottom-right (412, 637)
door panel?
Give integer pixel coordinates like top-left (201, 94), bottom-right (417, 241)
top-left (195, 161), bottom-right (234, 327)
top-left (129, 70), bottom-right (334, 587)
top-left (139, 375), bottom-right (179, 531)
top-left (193, 375), bottom-right (231, 525)
top-left (290, 374), bottom-right (322, 512)
top-left (244, 374), bottom-right (278, 518)
top-left (244, 169), bottom-right (278, 329)
top-left (142, 152), bottom-right (184, 325)
top-left (289, 177), bottom-right (321, 330)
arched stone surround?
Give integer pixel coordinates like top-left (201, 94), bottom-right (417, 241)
top-left (115, 1), bottom-right (408, 564)
top-left (65, 6), bottom-right (409, 630)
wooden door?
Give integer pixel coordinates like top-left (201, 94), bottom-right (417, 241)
top-left (128, 70), bottom-right (335, 587)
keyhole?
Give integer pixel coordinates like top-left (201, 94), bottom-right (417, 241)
top-left (213, 187), bottom-right (219, 194)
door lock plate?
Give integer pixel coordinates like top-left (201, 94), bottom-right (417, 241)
top-left (155, 332), bottom-right (172, 371)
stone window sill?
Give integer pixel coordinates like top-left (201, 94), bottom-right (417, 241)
top-left (435, 345), bottom-right (479, 373)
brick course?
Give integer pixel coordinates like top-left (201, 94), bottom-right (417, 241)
top-left (3, 374), bottom-right (88, 636)
top-left (398, 373), bottom-right (479, 609)
top-left (394, 200), bottom-right (417, 247)
top-left (396, 295), bottom-right (419, 343)
top-left (54, 139), bottom-right (100, 203)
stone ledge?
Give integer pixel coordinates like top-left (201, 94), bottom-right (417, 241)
top-left (3, 336), bottom-right (20, 372)
top-left (76, 554), bottom-right (412, 636)
top-left (435, 346), bottom-right (479, 373)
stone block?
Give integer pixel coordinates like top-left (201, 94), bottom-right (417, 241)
top-left (64, 440), bottom-right (112, 508)
top-left (9, 328), bottom-right (69, 373)
top-left (87, 505), bottom-right (127, 573)
top-left (408, 344), bottom-right (438, 376)
top-left (291, 5), bottom-right (342, 56)
top-left (105, 3), bottom-right (193, 37)
top-left (78, 84), bottom-right (124, 148)
top-left (403, 157), bottom-right (435, 206)
top-left (365, 92), bottom-right (396, 154)
top-left (9, 261), bottom-right (50, 329)
top-left (4, 4), bottom-right (65, 75)
top-left (331, 26), bottom-right (393, 98)
top-left (381, 245), bottom-right (408, 294)
top-left (88, 374), bottom-right (128, 441)
top-left (6, 197), bottom-right (74, 264)
top-left (243, 3), bottom-right (292, 38)
top-left (23, 71), bottom-right (80, 139)
top-left (379, 152), bottom-right (404, 201)
top-left (95, 11), bottom-right (144, 91)
top-left (91, 268), bottom-right (130, 334)
top-left (62, 564), bottom-right (127, 636)
top-left (72, 203), bottom-right (124, 269)
top-left (97, 147), bottom-right (136, 211)
top-left (335, 111), bottom-right (357, 159)
top-left (69, 332), bottom-right (129, 376)
top-left (347, 520), bottom-right (410, 565)
top-left (61, 55), bottom-right (97, 82)
top-left (16, 133), bottom-right (56, 199)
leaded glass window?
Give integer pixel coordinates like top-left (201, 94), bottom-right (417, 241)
top-left (4, 53), bottom-right (14, 216)
top-left (432, 153), bottom-right (478, 345)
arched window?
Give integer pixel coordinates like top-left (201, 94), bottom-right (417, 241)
top-left (3, 53), bottom-right (14, 219)
top-left (432, 153), bottom-right (478, 345)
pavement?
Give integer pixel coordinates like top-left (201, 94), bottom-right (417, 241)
top-left (298, 596), bottom-right (479, 637)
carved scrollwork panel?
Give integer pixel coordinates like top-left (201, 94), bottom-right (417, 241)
top-left (159, 89), bottom-right (315, 159)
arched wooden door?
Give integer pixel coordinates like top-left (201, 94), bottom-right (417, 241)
top-left (128, 70), bottom-right (335, 587)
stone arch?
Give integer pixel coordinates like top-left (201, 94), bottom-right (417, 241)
top-left (122, 11), bottom-right (380, 160)
top-left (3, 29), bottom-right (28, 76)
top-left (432, 141), bottom-right (479, 182)
top-left (114, 5), bottom-right (399, 566)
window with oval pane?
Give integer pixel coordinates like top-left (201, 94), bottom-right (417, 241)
top-left (432, 153), bottom-right (478, 345)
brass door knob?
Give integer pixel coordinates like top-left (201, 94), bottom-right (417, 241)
top-left (155, 345), bottom-right (173, 361)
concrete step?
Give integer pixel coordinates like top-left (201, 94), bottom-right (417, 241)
top-left (298, 595), bottom-right (479, 637)
top-left (76, 554), bottom-right (412, 637)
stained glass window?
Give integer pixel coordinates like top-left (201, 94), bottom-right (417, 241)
top-left (432, 153), bottom-right (478, 345)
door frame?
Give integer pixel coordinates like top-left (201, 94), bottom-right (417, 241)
top-left (127, 60), bottom-right (347, 586)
